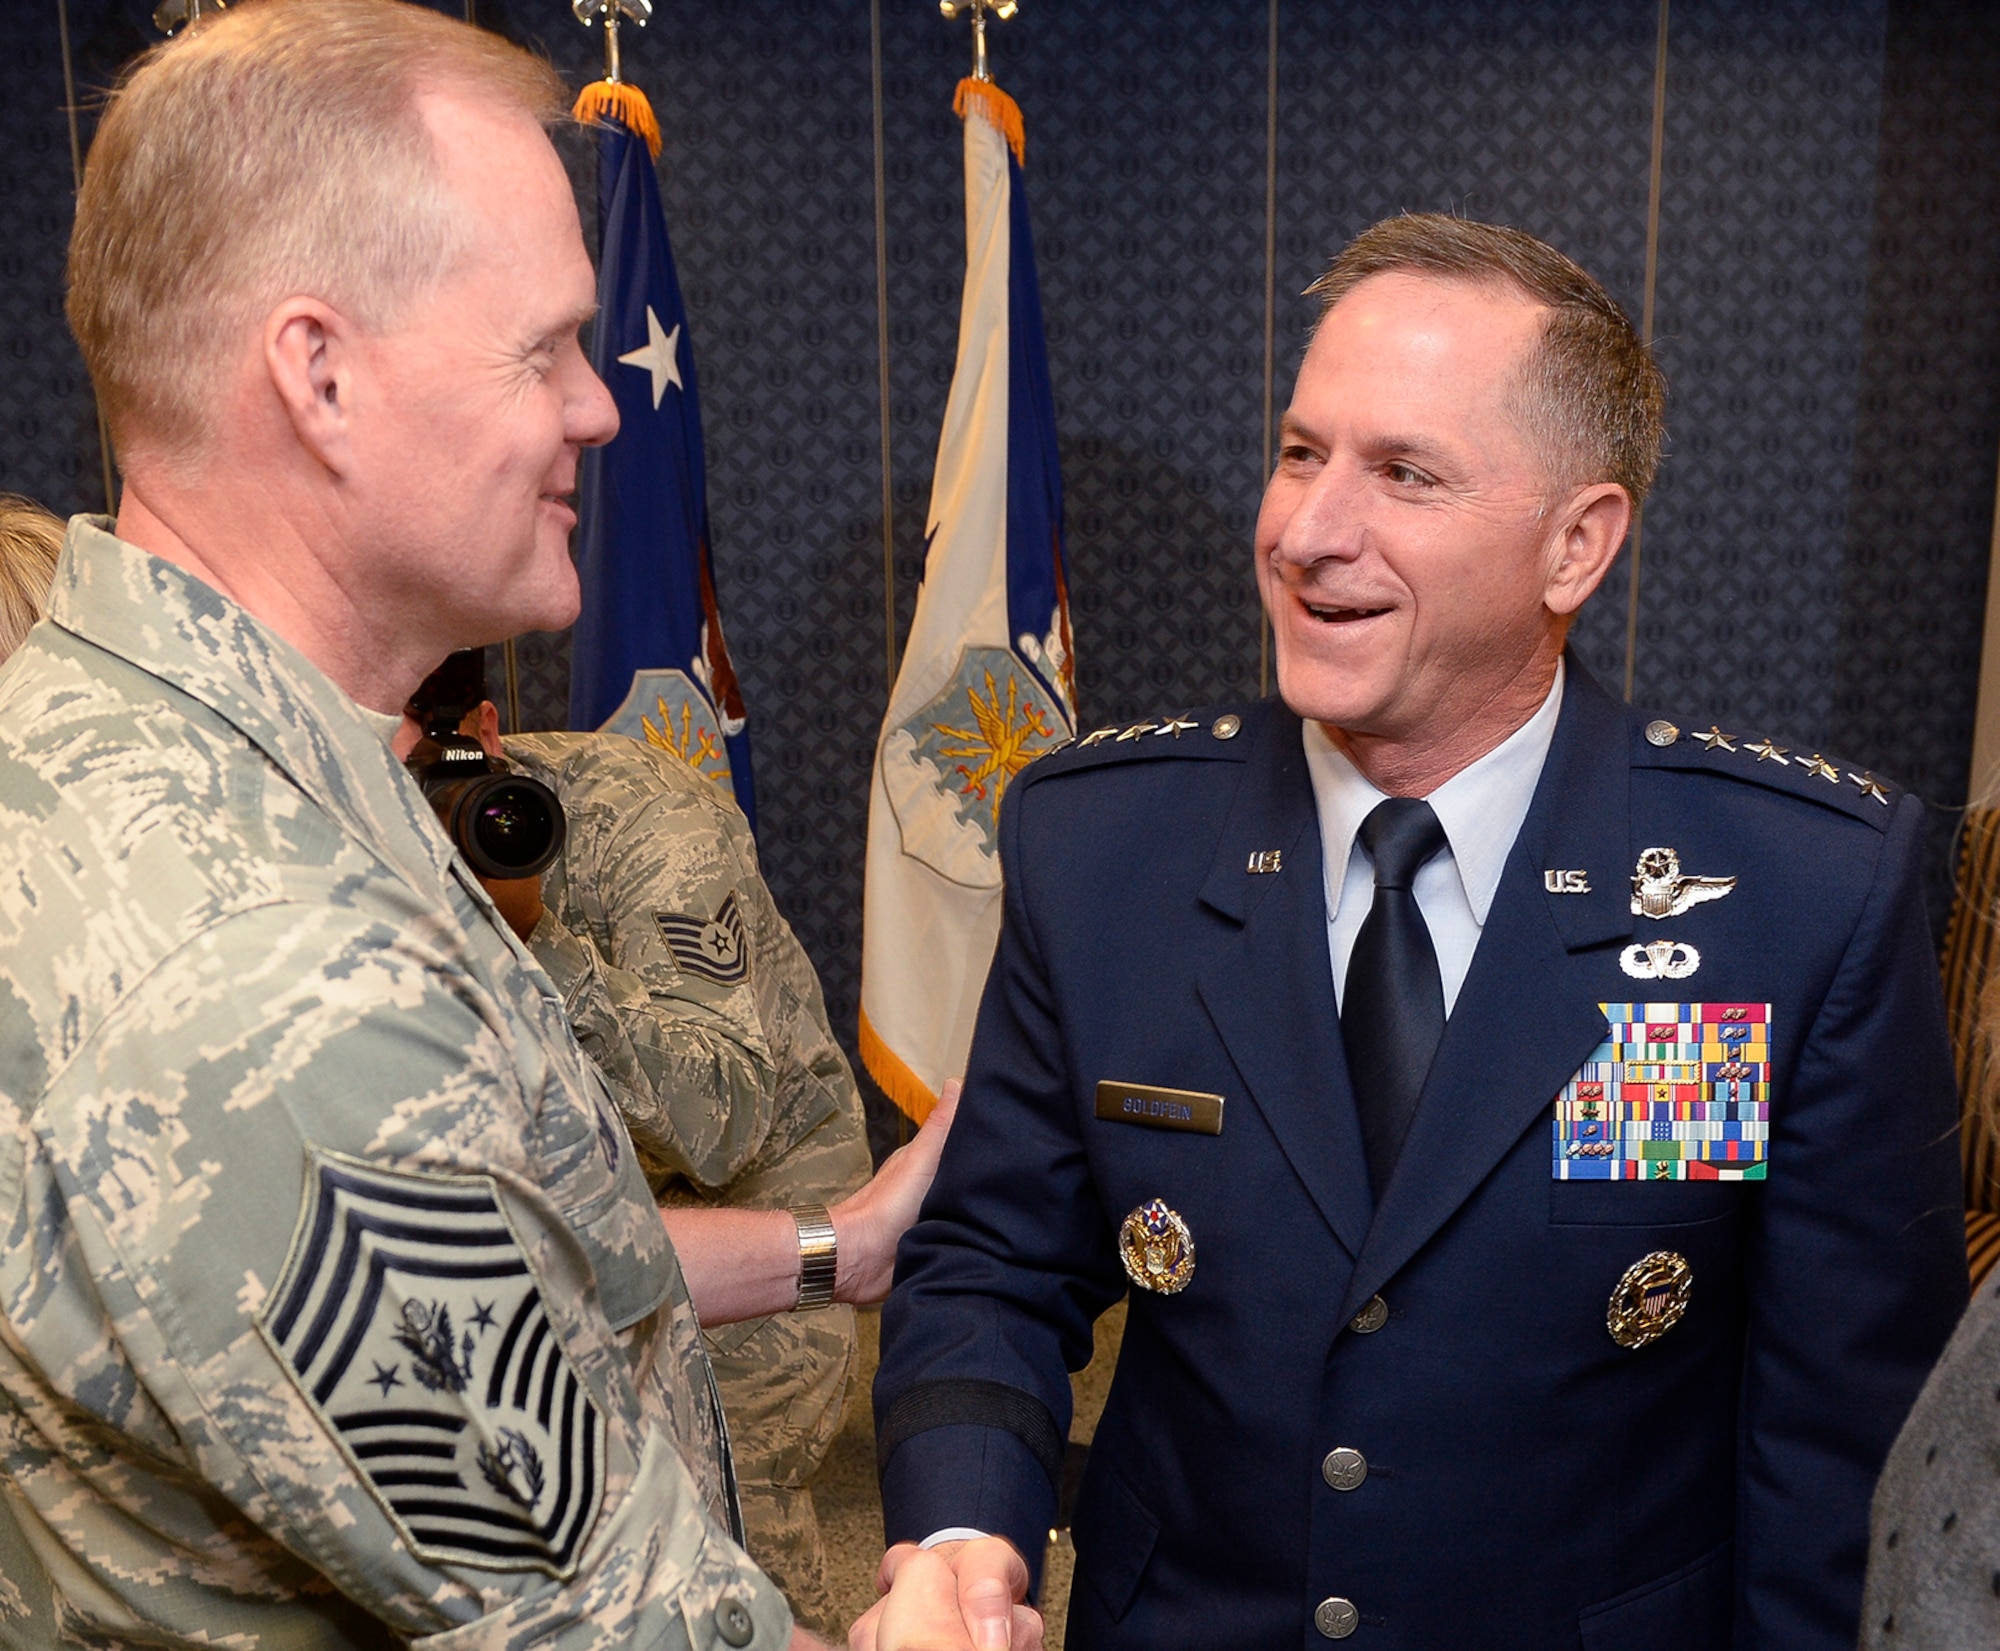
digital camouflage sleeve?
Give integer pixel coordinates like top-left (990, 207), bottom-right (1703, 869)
top-left (503, 732), bottom-right (872, 1633)
top-left (0, 521), bottom-right (792, 1651)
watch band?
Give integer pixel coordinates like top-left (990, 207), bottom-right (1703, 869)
top-left (791, 1203), bottom-right (838, 1311)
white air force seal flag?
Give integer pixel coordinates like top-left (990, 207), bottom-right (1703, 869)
top-left (259, 1150), bottom-right (605, 1577)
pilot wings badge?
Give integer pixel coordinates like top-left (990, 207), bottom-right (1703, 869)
top-left (259, 1150), bottom-right (604, 1577)
top-left (1630, 847), bottom-right (1736, 920)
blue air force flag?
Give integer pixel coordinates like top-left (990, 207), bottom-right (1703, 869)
top-left (860, 78), bottom-right (1075, 1122)
top-left (569, 110), bottom-right (756, 830)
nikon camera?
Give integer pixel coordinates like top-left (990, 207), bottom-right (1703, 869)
top-left (403, 651), bottom-right (567, 881)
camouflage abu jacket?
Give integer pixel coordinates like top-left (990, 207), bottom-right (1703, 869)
top-left (0, 521), bottom-right (790, 1651)
top-left (502, 730), bottom-right (870, 1215)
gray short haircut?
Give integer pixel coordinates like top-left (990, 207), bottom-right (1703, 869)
top-left (1306, 213), bottom-right (1667, 507)
top-left (66, 0), bottom-right (567, 464)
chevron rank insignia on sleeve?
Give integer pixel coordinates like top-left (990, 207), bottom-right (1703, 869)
top-left (259, 1150), bottom-right (605, 1577)
top-left (653, 891), bottom-right (748, 986)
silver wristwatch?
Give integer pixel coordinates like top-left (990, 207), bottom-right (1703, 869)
top-left (790, 1203), bottom-right (837, 1311)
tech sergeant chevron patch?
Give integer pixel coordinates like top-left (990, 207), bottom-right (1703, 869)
top-left (259, 1150), bottom-right (605, 1577)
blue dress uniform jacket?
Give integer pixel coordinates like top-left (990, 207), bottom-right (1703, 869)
top-left (874, 662), bottom-right (1967, 1651)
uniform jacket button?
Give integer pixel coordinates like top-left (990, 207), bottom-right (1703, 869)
top-left (1349, 1294), bottom-right (1388, 1334)
top-left (1315, 1596), bottom-right (1360, 1638)
top-left (1321, 1447), bottom-right (1368, 1491)
top-left (715, 1596), bottom-right (756, 1647)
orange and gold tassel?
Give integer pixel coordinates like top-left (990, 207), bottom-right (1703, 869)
top-left (572, 79), bottom-right (662, 160)
top-left (953, 76), bottom-right (1025, 165)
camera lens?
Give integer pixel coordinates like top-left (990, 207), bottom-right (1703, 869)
top-left (450, 775), bottom-right (567, 880)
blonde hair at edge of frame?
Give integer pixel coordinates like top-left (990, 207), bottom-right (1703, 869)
top-left (0, 496), bottom-right (63, 667)
top-left (65, 0), bottom-right (567, 470)
top-left (1307, 213), bottom-right (1668, 511)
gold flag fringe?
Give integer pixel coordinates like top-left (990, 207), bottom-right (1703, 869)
top-left (859, 1008), bottom-right (940, 1125)
top-left (573, 79), bottom-right (662, 160)
top-left (953, 76), bottom-right (1025, 165)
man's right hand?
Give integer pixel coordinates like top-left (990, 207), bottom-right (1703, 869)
top-left (847, 1538), bottom-right (1041, 1651)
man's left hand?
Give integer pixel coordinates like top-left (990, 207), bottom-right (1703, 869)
top-left (832, 1079), bottom-right (960, 1304)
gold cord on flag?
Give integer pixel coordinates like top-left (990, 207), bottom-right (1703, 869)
top-left (572, 0), bottom-right (662, 158)
top-left (573, 79), bottom-right (662, 159)
top-left (953, 78), bottom-right (1025, 166)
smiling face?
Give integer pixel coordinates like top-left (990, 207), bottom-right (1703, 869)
top-left (341, 89), bottom-right (616, 651)
top-left (1256, 271), bottom-right (1618, 790)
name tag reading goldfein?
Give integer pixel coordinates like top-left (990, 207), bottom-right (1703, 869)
top-left (1095, 1080), bottom-right (1225, 1136)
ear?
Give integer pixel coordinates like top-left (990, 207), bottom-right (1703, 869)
top-left (474, 699), bottom-right (505, 760)
top-left (263, 298), bottom-right (358, 474)
top-left (1542, 482), bottom-right (1633, 618)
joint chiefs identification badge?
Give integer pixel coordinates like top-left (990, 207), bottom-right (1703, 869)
top-left (258, 1150), bottom-right (604, 1576)
top-left (1118, 1198), bottom-right (1195, 1295)
top-left (1607, 1250), bottom-right (1693, 1348)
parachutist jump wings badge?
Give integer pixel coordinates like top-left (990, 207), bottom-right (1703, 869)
top-left (260, 1150), bottom-right (604, 1577)
top-left (1630, 847), bottom-right (1736, 920)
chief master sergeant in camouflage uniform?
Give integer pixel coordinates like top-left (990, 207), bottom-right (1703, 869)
top-left (400, 667), bottom-right (872, 1633)
top-left (0, 5), bottom-right (1011, 1648)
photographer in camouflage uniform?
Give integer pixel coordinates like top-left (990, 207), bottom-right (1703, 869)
top-left (400, 662), bottom-right (873, 1633)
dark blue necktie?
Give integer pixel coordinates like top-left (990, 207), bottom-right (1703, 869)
top-left (1342, 798), bottom-right (1449, 1199)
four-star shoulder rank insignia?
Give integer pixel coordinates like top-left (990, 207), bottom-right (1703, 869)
top-left (1693, 726), bottom-right (1736, 752)
top-left (1850, 770), bottom-right (1891, 805)
top-left (260, 1151), bottom-right (604, 1577)
top-left (1079, 727), bottom-right (1119, 748)
top-left (1745, 737), bottom-right (1789, 765)
top-left (1800, 753), bottom-right (1841, 784)
top-left (1630, 847), bottom-right (1736, 920)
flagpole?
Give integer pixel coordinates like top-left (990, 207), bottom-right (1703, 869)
top-left (571, 0), bottom-right (653, 87)
top-left (938, 0), bottom-right (1019, 82)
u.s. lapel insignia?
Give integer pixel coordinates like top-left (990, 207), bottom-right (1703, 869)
top-left (1246, 850), bottom-right (1283, 874)
top-left (1606, 1250), bottom-right (1693, 1348)
top-left (1118, 1198), bottom-right (1195, 1295)
top-left (1619, 938), bottom-right (1700, 980)
top-left (1630, 847), bottom-right (1736, 919)
top-left (1544, 869), bottom-right (1591, 894)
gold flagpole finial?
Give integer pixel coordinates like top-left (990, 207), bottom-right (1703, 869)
top-left (939, 0), bottom-right (1018, 85)
top-left (572, 0), bottom-right (653, 86)
top-left (154, 0), bottom-right (228, 36)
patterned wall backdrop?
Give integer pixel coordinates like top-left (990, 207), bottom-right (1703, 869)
top-left (7, 0), bottom-right (1997, 1147)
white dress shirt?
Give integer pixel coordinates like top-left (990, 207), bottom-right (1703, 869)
top-left (1302, 662), bottom-right (1565, 1017)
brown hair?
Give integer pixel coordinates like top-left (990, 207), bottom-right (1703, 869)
top-left (1306, 213), bottom-right (1667, 507)
top-left (0, 496), bottom-right (63, 666)
top-left (66, 0), bottom-right (567, 463)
